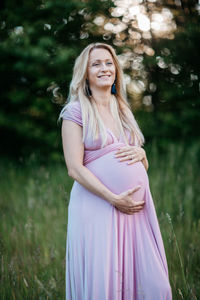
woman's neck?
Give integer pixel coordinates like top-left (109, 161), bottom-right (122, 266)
top-left (91, 87), bottom-right (112, 108)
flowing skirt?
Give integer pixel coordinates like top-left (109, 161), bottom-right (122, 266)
top-left (65, 144), bottom-right (172, 300)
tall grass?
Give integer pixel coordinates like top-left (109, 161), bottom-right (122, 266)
top-left (146, 140), bottom-right (200, 299)
top-left (0, 141), bottom-right (200, 299)
top-left (0, 156), bottom-right (73, 300)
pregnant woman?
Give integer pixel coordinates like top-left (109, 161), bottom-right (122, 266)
top-left (59, 42), bottom-right (172, 300)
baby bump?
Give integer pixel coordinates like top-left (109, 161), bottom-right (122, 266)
top-left (85, 150), bottom-right (149, 202)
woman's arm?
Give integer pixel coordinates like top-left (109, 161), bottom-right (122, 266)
top-left (62, 119), bottom-right (119, 205)
top-left (62, 120), bottom-right (145, 214)
top-left (142, 153), bottom-right (149, 171)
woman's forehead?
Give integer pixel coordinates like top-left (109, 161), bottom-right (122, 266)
top-left (89, 48), bottom-right (113, 62)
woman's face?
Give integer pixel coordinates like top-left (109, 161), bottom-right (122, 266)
top-left (87, 48), bottom-right (116, 91)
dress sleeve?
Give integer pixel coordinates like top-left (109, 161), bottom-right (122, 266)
top-left (59, 101), bottom-right (82, 127)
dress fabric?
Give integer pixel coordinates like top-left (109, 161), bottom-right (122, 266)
top-left (60, 100), bottom-right (172, 300)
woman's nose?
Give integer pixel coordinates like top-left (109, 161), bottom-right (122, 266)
top-left (100, 62), bottom-right (108, 71)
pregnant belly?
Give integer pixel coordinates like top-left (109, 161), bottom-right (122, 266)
top-left (85, 150), bottom-right (149, 202)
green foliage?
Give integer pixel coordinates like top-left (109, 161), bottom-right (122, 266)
top-left (0, 0), bottom-right (105, 160)
top-left (143, 11), bottom-right (200, 140)
top-left (0, 0), bottom-right (200, 160)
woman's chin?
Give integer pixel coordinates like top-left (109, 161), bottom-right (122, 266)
top-left (95, 83), bottom-right (113, 89)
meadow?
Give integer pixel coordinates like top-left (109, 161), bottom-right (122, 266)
top-left (0, 141), bottom-right (200, 300)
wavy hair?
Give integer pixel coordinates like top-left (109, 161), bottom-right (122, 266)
top-left (58, 42), bottom-right (145, 147)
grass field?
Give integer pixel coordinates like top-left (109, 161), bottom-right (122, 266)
top-left (0, 141), bottom-right (200, 300)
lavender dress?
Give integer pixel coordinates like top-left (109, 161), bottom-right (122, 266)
top-left (60, 100), bottom-right (172, 300)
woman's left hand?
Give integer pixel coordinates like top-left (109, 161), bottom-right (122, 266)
top-left (114, 146), bottom-right (146, 165)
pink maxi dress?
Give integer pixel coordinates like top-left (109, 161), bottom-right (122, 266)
top-left (60, 100), bottom-right (172, 300)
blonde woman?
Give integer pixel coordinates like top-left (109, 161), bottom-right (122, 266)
top-left (59, 43), bottom-right (172, 300)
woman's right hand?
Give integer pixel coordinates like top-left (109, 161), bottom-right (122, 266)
top-left (111, 185), bottom-right (145, 215)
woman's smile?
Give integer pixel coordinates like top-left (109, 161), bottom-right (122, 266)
top-left (98, 74), bottom-right (111, 79)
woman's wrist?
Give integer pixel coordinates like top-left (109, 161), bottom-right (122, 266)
top-left (142, 155), bottom-right (146, 162)
top-left (106, 191), bottom-right (119, 205)
top-left (141, 148), bottom-right (146, 160)
top-left (142, 155), bottom-right (149, 171)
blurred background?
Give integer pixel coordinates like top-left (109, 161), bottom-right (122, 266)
top-left (0, 0), bottom-right (200, 299)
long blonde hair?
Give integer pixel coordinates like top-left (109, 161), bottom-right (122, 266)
top-left (58, 42), bottom-right (145, 147)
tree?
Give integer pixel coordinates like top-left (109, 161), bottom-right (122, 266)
top-left (0, 0), bottom-right (111, 161)
top-left (0, 0), bottom-right (199, 161)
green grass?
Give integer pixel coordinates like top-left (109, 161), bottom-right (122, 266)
top-left (0, 141), bottom-right (200, 299)
top-left (0, 157), bottom-right (73, 300)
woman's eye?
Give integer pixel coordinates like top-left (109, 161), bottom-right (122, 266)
top-left (92, 62), bottom-right (112, 66)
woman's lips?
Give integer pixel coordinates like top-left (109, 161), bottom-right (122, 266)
top-left (98, 75), bottom-right (111, 78)
top-left (98, 76), bottom-right (112, 81)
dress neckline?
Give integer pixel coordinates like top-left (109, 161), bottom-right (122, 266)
top-left (107, 128), bottom-right (121, 142)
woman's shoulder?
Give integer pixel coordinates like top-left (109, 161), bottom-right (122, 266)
top-left (63, 99), bottom-right (81, 111)
top-left (59, 100), bottom-right (82, 126)
top-left (67, 99), bottom-right (81, 108)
